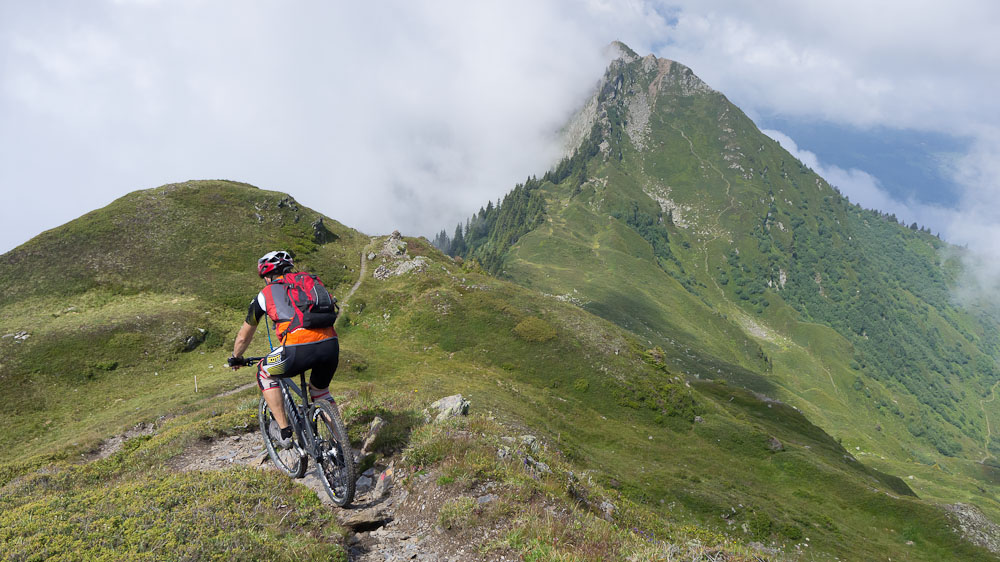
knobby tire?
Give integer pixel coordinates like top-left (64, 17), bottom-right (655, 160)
top-left (312, 400), bottom-right (356, 507)
top-left (258, 391), bottom-right (307, 479)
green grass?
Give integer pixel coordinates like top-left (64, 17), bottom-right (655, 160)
top-left (0, 180), bottom-right (365, 307)
top-left (0, 181), bottom-right (369, 462)
top-left (335, 250), bottom-right (996, 560)
top-left (0, 182), bottom-right (372, 560)
top-left (3, 180), bottom-right (999, 560)
top-left (405, 413), bottom-right (777, 561)
top-left (449, 50), bottom-right (1000, 541)
top-left (1, 394), bottom-right (346, 561)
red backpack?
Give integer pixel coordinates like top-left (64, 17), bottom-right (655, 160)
top-left (269, 272), bottom-right (338, 338)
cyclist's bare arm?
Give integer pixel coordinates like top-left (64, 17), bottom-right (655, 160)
top-left (231, 321), bottom-right (258, 369)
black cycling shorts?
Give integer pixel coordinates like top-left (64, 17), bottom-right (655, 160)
top-left (257, 337), bottom-right (339, 391)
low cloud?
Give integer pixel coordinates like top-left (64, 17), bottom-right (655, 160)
top-left (660, 1), bottom-right (1000, 299)
top-left (4, 1), bottom-right (1000, 304)
top-left (762, 130), bottom-right (953, 232)
top-left (0, 1), bottom-right (671, 253)
top-left (938, 132), bottom-right (1000, 302)
top-left (661, 1), bottom-right (1000, 134)
top-left (765, 127), bottom-right (1000, 305)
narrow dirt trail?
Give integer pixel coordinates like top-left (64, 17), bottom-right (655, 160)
top-left (980, 380), bottom-right (1000, 463)
top-left (340, 241), bottom-right (373, 310)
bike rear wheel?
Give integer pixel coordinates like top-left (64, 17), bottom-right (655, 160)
top-left (312, 400), bottom-right (356, 507)
top-left (259, 392), bottom-right (307, 479)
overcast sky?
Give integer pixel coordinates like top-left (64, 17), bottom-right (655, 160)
top-left (3, 1), bottom-right (1000, 289)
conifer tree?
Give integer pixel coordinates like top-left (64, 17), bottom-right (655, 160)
top-left (432, 229), bottom-right (451, 254)
top-left (451, 223), bottom-right (466, 257)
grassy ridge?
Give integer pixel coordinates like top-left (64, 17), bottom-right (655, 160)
top-left (0, 180), bottom-right (368, 460)
top-left (0, 180), bottom-right (365, 308)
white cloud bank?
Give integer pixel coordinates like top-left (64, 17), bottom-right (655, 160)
top-left (0, 1), bottom-right (670, 253)
top-left (762, 129), bottom-right (955, 233)
top-left (660, 1), bottom-right (1000, 134)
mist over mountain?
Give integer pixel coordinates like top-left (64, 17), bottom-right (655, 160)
top-left (440, 40), bottom-right (1000, 543)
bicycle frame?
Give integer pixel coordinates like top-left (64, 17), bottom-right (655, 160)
top-left (259, 317), bottom-right (321, 460)
top-left (277, 372), bottom-right (322, 460)
top-left (233, 343), bottom-right (355, 506)
top-left (235, 335), bottom-right (325, 462)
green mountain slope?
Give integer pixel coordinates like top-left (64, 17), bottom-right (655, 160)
top-left (0, 180), bottom-right (368, 455)
top-left (3, 180), bottom-right (995, 559)
top-left (448, 44), bottom-right (1000, 528)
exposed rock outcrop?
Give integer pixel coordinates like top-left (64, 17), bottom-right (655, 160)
top-left (946, 503), bottom-right (1000, 555)
top-left (311, 217), bottom-right (338, 244)
top-left (380, 230), bottom-right (407, 257)
top-left (372, 231), bottom-right (430, 280)
top-left (423, 394), bottom-right (470, 423)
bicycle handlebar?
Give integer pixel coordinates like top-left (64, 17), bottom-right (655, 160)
top-left (226, 356), bottom-right (266, 368)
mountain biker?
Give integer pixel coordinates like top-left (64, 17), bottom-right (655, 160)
top-left (229, 250), bottom-right (339, 448)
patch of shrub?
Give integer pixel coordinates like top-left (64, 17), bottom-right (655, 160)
top-left (747, 512), bottom-right (772, 541)
top-left (341, 349), bottom-right (369, 372)
top-left (780, 523), bottom-right (803, 540)
top-left (676, 524), bottom-right (726, 546)
top-left (438, 496), bottom-right (477, 530)
top-left (513, 317), bottom-right (556, 343)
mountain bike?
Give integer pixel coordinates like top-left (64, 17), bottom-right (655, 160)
top-left (227, 356), bottom-right (356, 507)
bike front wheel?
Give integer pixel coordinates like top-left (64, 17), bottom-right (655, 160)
top-left (312, 400), bottom-right (356, 507)
top-left (259, 394), bottom-right (307, 479)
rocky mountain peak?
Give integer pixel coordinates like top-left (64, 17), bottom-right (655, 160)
top-left (606, 40), bottom-right (639, 62)
top-left (562, 43), bottom-right (715, 158)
